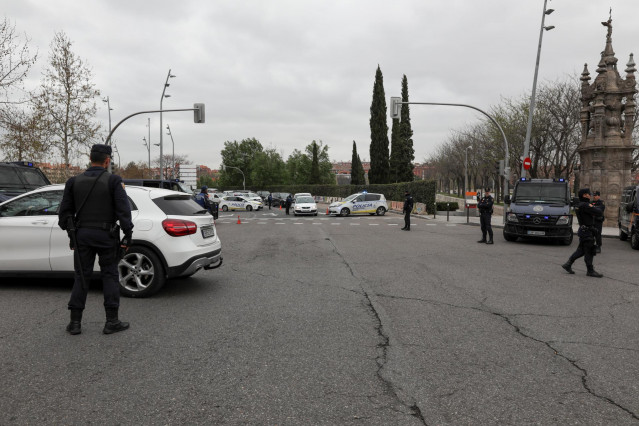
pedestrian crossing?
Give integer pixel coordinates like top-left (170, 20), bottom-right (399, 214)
top-left (214, 215), bottom-right (458, 227)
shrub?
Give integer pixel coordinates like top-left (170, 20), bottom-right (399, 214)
top-left (436, 201), bottom-right (459, 211)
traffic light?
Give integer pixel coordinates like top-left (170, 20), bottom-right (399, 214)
top-left (389, 97), bottom-right (401, 120)
top-left (194, 103), bottom-right (205, 123)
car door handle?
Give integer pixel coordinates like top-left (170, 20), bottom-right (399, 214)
top-left (31, 219), bottom-right (50, 225)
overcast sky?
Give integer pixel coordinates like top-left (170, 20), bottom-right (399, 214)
top-left (4, 0), bottom-right (639, 170)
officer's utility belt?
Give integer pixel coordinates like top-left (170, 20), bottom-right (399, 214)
top-left (579, 225), bottom-right (596, 232)
top-left (77, 221), bottom-right (114, 230)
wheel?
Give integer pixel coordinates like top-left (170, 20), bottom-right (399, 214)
top-left (222, 205), bottom-right (228, 212)
top-left (246, 205), bottom-right (253, 211)
top-left (631, 229), bottom-right (639, 250)
top-left (503, 230), bottom-right (518, 242)
top-left (314, 213), bottom-right (318, 216)
top-left (339, 208), bottom-right (350, 217)
top-left (561, 231), bottom-right (573, 246)
top-left (376, 207), bottom-right (386, 216)
top-left (118, 245), bottom-right (166, 298)
top-left (619, 227), bottom-right (628, 241)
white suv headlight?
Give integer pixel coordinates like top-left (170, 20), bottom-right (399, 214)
top-left (556, 215), bottom-right (570, 225)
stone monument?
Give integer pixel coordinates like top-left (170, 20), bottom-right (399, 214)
top-left (579, 17), bottom-right (637, 227)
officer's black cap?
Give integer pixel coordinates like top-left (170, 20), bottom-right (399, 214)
top-left (593, 191), bottom-right (600, 196)
top-left (485, 187), bottom-right (491, 192)
top-left (91, 144), bottom-right (112, 156)
top-left (578, 188), bottom-right (591, 198)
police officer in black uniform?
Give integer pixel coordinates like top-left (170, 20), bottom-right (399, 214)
top-left (401, 191), bottom-right (414, 231)
top-left (562, 188), bottom-right (603, 278)
top-left (285, 194), bottom-right (292, 215)
top-left (477, 187), bottom-right (494, 244)
top-left (58, 144), bottom-right (134, 335)
top-left (592, 190), bottom-right (605, 253)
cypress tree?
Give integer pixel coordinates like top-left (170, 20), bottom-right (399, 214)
top-left (309, 141), bottom-right (320, 184)
top-left (368, 65), bottom-right (390, 184)
top-left (397, 74), bottom-right (415, 182)
top-left (350, 141), bottom-right (365, 185)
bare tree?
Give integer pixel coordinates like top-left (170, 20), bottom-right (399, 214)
top-left (32, 31), bottom-right (101, 168)
top-left (0, 17), bottom-right (37, 105)
top-left (0, 105), bottom-right (47, 161)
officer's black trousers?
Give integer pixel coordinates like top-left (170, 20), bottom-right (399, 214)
top-left (568, 238), bottom-right (595, 270)
top-left (480, 212), bottom-right (493, 240)
top-left (285, 206), bottom-right (290, 215)
top-left (404, 211), bottom-right (411, 229)
top-left (68, 228), bottom-right (120, 311)
top-left (594, 222), bottom-right (603, 247)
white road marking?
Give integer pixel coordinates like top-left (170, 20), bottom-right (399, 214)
top-left (350, 223), bottom-right (360, 226)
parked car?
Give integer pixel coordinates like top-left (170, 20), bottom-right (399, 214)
top-left (0, 184), bottom-right (223, 297)
top-left (218, 195), bottom-right (263, 211)
top-left (618, 184), bottom-right (639, 249)
top-left (123, 178), bottom-right (190, 193)
top-left (0, 161), bottom-right (51, 202)
top-left (328, 192), bottom-right (387, 216)
top-left (294, 192), bottom-right (312, 199)
top-left (293, 196), bottom-right (318, 216)
top-left (271, 192), bottom-right (291, 207)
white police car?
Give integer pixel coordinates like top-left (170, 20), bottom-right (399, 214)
top-left (219, 195), bottom-right (263, 211)
top-left (328, 192), bottom-right (387, 216)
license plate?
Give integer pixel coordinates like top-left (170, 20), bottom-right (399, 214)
top-left (201, 226), bottom-right (215, 238)
top-left (527, 230), bottom-right (545, 236)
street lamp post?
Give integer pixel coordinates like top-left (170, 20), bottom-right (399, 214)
top-left (160, 69), bottom-right (176, 180)
top-left (166, 124), bottom-right (175, 179)
top-left (113, 144), bottom-right (121, 170)
top-left (142, 137), bottom-right (151, 178)
top-left (465, 145), bottom-right (473, 196)
top-left (221, 164), bottom-right (245, 191)
top-left (521, 0), bottom-right (555, 178)
top-left (102, 96), bottom-right (113, 135)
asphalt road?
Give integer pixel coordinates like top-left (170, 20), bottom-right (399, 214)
top-left (1, 208), bottom-right (638, 425)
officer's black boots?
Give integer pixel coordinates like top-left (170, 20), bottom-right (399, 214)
top-left (66, 309), bottom-right (83, 335)
top-left (587, 269), bottom-right (603, 278)
top-left (486, 239), bottom-right (494, 245)
top-left (562, 262), bottom-right (575, 274)
top-left (477, 238), bottom-right (486, 243)
top-left (103, 307), bottom-right (130, 334)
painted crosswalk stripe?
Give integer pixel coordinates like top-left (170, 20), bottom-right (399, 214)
top-left (350, 223), bottom-right (360, 226)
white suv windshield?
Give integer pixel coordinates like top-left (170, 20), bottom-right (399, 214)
top-left (296, 197), bottom-right (314, 203)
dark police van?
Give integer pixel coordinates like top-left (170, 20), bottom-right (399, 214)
top-left (503, 178), bottom-right (573, 245)
top-left (618, 184), bottom-right (639, 250)
top-left (0, 162), bottom-right (51, 202)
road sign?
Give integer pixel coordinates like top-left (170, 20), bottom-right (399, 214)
top-left (523, 157), bottom-right (532, 170)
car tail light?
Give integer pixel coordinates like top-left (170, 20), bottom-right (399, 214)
top-left (162, 219), bottom-right (197, 236)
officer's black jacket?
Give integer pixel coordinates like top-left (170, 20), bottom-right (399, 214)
top-left (478, 195), bottom-right (493, 213)
top-left (592, 199), bottom-right (606, 222)
top-left (575, 201), bottom-right (603, 227)
top-left (58, 166), bottom-right (133, 235)
top-left (403, 195), bottom-right (414, 212)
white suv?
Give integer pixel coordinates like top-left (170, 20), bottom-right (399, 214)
top-left (0, 185), bottom-right (222, 297)
top-left (328, 192), bottom-right (388, 216)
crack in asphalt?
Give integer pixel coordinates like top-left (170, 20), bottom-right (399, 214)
top-left (325, 237), bottom-right (427, 425)
top-left (375, 292), bottom-right (639, 421)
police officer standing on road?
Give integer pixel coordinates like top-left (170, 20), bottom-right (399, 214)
top-left (58, 144), bottom-right (134, 335)
top-left (477, 187), bottom-right (494, 244)
top-left (562, 188), bottom-right (604, 278)
top-left (285, 194), bottom-right (292, 215)
top-left (195, 186), bottom-right (209, 209)
top-left (267, 193), bottom-right (272, 210)
top-left (401, 191), bottom-right (414, 231)
top-left (592, 191), bottom-right (605, 253)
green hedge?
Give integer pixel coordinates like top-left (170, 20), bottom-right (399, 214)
top-left (239, 180), bottom-right (437, 213)
top-left (436, 201), bottom-right (459, 211)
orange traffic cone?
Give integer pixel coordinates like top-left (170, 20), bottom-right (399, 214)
top-left (279, 204), bottom-right (282, 210)
top-left (237, 215), bottom-right (241, 224)
top-left (326, 208), bottom-right (329, 215)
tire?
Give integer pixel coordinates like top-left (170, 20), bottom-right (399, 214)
top-left (619, 226), bottom-right (628, 241)
top-left (118, 245), bottom-right (166, 298)
top-left (246, 205), bottom-right (253, 211)
top-left (376, 207), bottom-right (386, 216)
top-left (561, 231), bottom-right (573, 246)
top-left (631, 229), bottom-right (639, 250)
top-left (314, 213), bottom-right (318, 216)
top-left (222, 205), bottom-right (228, 212)
top-left (339, 208), bottom-right (350, 217)
top-left (503, 230), bottom-right (518, 242)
